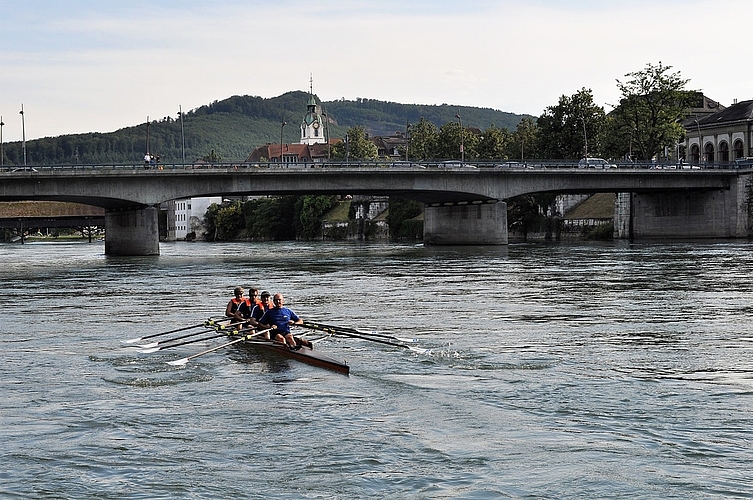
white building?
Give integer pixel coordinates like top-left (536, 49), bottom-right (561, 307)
top-left (165, 196), bottom-right (222, 241)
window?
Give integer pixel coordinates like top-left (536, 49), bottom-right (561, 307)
top-left (690, 144), bottom-right (700, 164)
top-left (733, 139), bottom-right (744, 159)
top-left (719, 141), bottom-right (729, 162)
top-left (704, 143), bottom-right (714, 163)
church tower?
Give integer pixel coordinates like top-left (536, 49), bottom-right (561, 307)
top-left (300, 75), bottom-right (326, 145)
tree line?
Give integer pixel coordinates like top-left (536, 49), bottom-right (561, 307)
top-left (201, 195), bottom-right (423, 242)
top-left (0, 92), bottom-right (527, 166)
top-left (399, 63), bottom-right (695, 163)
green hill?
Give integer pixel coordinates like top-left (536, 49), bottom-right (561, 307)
top-left (2, 92), bottom-right (530, 165)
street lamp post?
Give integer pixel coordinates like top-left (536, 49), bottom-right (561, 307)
top-left (455, 113), bottom-right (464, 163)
top-left (179, 105), bottom-right (185, 164)
top-left (145, 116), bottom-right (150, 156)
top-left (322, 108), bottom-right (330, 160)
top-left (405, 118), bottom-right (410, 162)
top-left (20, 104), bottom-right (26, 166)
top-left (694, 118), bottom-right (702, 164)
top-left (0, 116), bottom-right (4, 167)
top-left (280, 120), bottom-right (286, 164)
top-left (579, 115), bottom-right (588, 159)
top-left (628, 128), bottom-right (633, 161)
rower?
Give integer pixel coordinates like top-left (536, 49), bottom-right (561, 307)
top-left (248, 291), bottom-right (273, 339)
top-left (233, 287), bottom-right (258, 327)
top-left (258, 293), bottom-right (312, 349)
top-left (225, 286), bottom-right (254, 332)
top-left (225, 286), bottom-right (246, 324)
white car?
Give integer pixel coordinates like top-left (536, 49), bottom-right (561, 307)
top-left (496, 161), bottom-right (530, 169)
top-left (578, 158), bottom-right (616, 169)
top-left (438, 161), bottom-right (477, 169)
top-left (389, 161), bottom-right (426, 169)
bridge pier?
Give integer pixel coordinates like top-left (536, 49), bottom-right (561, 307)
top-left (104, 207), bottom-right (160, 256)
top-left (615, 174), bottom-right (752, 240)
top-left (423, 202), bottom-right (508, 245)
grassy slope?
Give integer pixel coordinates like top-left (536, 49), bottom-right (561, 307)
top-left (564, 193), bottom-right (616, 219)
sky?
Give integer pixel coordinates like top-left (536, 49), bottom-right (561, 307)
top-left (1, 0), bottom-right (751, 142)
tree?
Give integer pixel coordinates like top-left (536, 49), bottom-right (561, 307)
top-left (203, 200), bottom-right (244, 241)
top-left (296, 195), bottom-right (339, 239)
top-left (476, 125), bottom-right (511, 161)
top-left (407, 118), bottom-right (439, 161)
top-left (507, 117), bottom-right (540, 160)
top-left (201, 149), bottom-right (222, 163)
top-left (386, 197), bottom-right (423, 240)
top-left (507, 193), bottom-right (559, 239)
top-left (537, 88), bottom-right (606, 159)
top-left (432, 121), bottom-right (475, 160)
top-left (604, 62), bottom-right (696, 161)
top-left (330, 126), bottom-right (378, 160)
top-left (243, 196), bottom-right (298, 240)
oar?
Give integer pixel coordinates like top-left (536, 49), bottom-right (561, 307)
top-left (302, 321), bottom-right (417, 342)
top-left (136, 320), bottom-right (246, 348)
top-left (136, 328), bottom-right (222, 349)
top-left (302, 321), bottom-right (419, 343)
top-left (167, 328), bottom-right (273, 366)
top-left (352, 328), bottom-right (419, 343)
top-left (334, 330), bottom-right (431, 354)
top-left (140, 333), bottom-right (229, 353)
top-left (140, 323), bottom-right (254, 353)
top-left (123, 317), bottom-right (227, 344)
top-left (300, 323), bottom-right (430, 354)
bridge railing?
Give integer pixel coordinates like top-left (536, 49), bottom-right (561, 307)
top-left (1, 159), bottom-right (751, 173)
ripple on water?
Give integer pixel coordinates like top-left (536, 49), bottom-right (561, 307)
top-left (91, 354), bottom-right (216, 387)
top-left (3, 240), bottom-right (753, 498)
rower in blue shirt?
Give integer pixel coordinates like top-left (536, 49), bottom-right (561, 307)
top-left (258, 293), bottom-right (311, 349)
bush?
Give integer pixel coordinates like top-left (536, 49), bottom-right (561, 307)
top-left (584, 222), bottom-right (614, 240)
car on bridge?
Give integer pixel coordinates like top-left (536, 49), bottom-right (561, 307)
top-left (437, 161), bottom-right (477, 169)
top-left (389, 161), bottom-right (426, 169)
top-left (578, 158), bottom-right (617, 169)
top-left (495, 161), bottom-right (532, 169)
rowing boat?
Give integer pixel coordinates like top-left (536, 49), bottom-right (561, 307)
top-left (236, 337), bottom-right (350, 375)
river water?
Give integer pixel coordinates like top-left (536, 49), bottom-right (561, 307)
top-left (1, 239), bottom-right (752, 499)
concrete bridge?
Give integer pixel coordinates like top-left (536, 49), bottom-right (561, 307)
top-left (1, 162), bottom-right (750, 254)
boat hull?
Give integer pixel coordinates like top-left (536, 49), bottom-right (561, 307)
top-left (239, 339), bottom-right (350, 375)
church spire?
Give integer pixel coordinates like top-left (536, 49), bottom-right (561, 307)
top-left (300, 74), bottom-right (325, 145)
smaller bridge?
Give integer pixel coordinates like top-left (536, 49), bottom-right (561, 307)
top-left (0, 201), bottom-right (105, 242)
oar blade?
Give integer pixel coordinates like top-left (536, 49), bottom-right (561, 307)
top-left (139, 347), bottom-right (163, 354)
top-left (408, 346), bottom-right (431, 355)
top-left (136, 342), bottom-right (159, 349)
top-left (392, 336), bottom-right (420, 343)
top-left (122, 337), bottom-right (144, 344)
top-left (167, 357), bottom-right (190, 366)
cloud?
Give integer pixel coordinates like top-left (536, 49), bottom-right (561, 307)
top-left (1, 0), bottom-right (751, 141)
